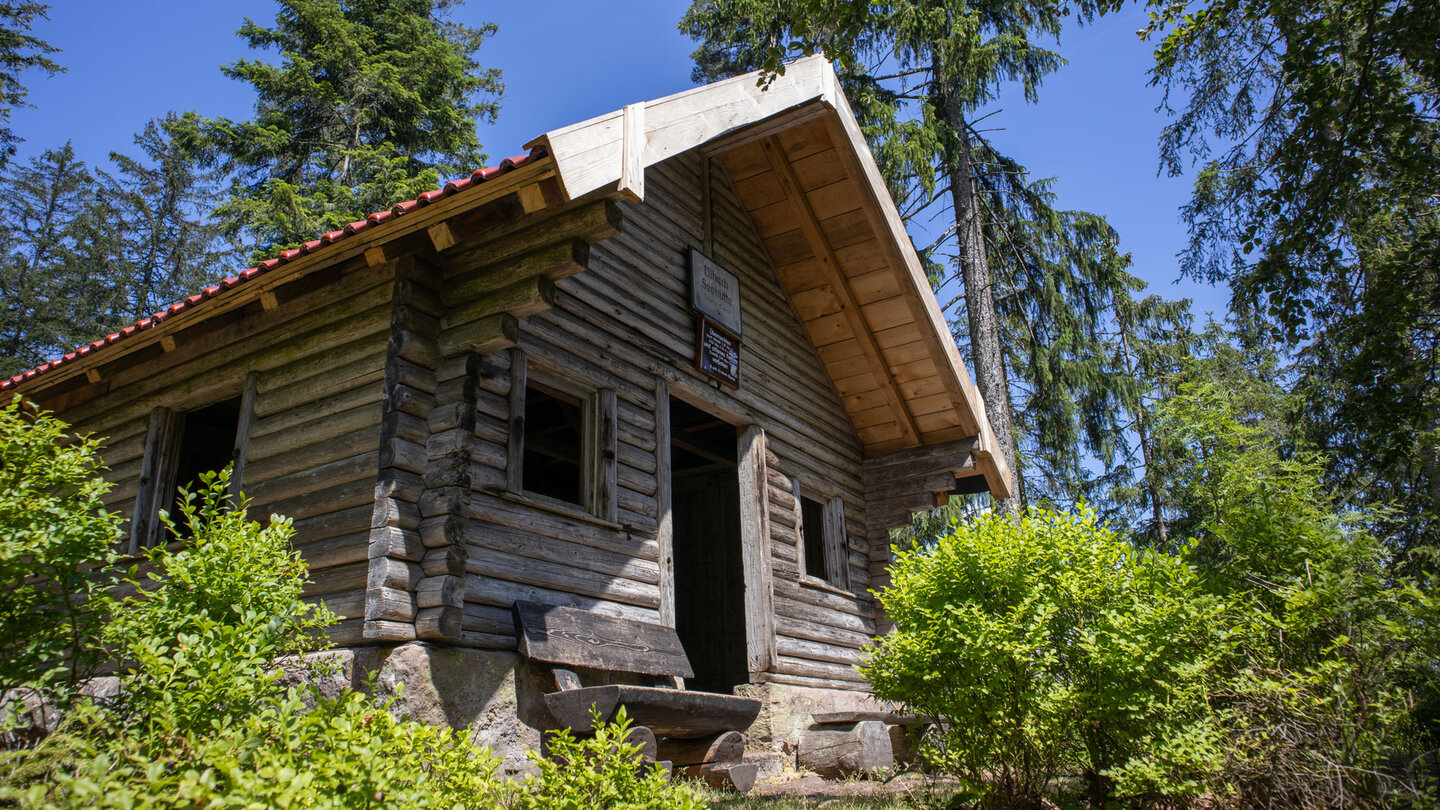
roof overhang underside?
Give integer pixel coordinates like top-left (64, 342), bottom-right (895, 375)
top-left (529, 56), bottom-right (1013, 499)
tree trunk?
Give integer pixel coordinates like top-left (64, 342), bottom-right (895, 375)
top-left (935, 70), bottom-right (1020, 512)
top-left (1118, 317), bottom-right (1167, 547)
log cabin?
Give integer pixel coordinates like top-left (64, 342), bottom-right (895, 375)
top-left (2, 56), bottom-right (1012, 762)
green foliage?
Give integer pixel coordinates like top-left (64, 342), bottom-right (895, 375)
top-left (515, 707), bottom-right (706, 810)
top-left (1136, 0), bottom-right (1440, 553)
top-left (101, 470), bottom-right (336, 742)
top-left (196, 0), bottom-right (504, 257)
top-left (0, 2), bottom-right (62, 166)
top-left (0, 401), bottom-right (120, 719)
top-left (0, 446), bottom-right (713, 809)
top-left (866, 508), bottom-right (1229, 807)
top-left (1153, 365), bottom-right (1440, 807)
top-left (0, 470), bottom-right (513, 808)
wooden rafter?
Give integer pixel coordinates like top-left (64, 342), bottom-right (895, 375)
top-left (760, 136), bottom-right (921, 447)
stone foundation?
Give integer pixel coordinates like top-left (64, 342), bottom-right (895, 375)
top-left (736, 680), bottom-right (894, 759)
top-left (315, 643), bottom-right (551, 775)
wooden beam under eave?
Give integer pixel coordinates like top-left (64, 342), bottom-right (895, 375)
top-left (760, 136), bottom-right (921, 448)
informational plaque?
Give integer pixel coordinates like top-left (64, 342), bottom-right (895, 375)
top-left (689, 248), bottom-right (742, 337)
top-left (696, 317), bottom-right (741, 388)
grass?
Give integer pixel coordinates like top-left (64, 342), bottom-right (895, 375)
top-left (687, 774), bottom-right (965, 809)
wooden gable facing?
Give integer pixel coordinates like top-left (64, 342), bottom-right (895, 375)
top-left (528, 56), bottom-right (1013, 502)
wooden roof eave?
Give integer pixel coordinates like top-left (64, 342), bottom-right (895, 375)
top-left (6, 156), bottom-right (560, 402)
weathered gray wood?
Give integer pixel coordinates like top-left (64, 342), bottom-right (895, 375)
top-left (676, 762), bottom-right (757, 793)
top-left (542, 685), bottom-right (760, 738)
top-left (505, 348), bottom-right (526, 493)
top-left (513, 601), bottom-right (693, 679)
top-left (797, 720), bottom-right (892, 777)
top-left (444, 274), bottom-right (556, 328)
top-left (415, 605), bottom-right (461, 639)
top-left (444, 238), bottom-right (590, 305)
top-left (229, 371), bottom-right (260, 499)
top-left (416, 575), bottom-right (464, 609)
top-left (737, 425), bottom-right (776, 674)
top-left (657, 730), bottom-right (745, 766)
top-left (598, 388), bottom-right (618, 524)
top-left (130, 406), bottom-right (181, 554)
top-left (552, 667), bottom-right (583, 692)
top-left (653, 379), bottom-right (675, 627)
top-left (444, 199), bottom-right (622, 272)
top-left (811, 711), bottom-right (926, 725)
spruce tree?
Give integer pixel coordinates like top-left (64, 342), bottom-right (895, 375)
top-left (196, 0), bottom-right (503, 258)
top-left (98, 114), bottom-right (236, 323)
top-left (682, 0), bottom-right (1188, 511)
top-left (0, 2), bottom-right (62, 167)
top-left (0, 144), bottom-right (91, 376)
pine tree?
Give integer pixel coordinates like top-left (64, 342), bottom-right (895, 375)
top-left (196, 0), bottom-right (503, 258)
top-left (682, 0), bottom-right (1188, 510)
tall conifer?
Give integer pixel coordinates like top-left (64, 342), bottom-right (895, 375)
top-left (195, 0), bottom-right (503, 258)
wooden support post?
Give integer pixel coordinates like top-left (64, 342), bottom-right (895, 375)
top-left (737, 425), bottom-right (775, 675)
top-left (654, 380), bottom-right (675, 627)
top-left (229, 371), bottom-right (259, 500)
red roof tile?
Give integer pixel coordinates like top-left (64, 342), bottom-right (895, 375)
top-left (2, 151), bottom-right (541, 392)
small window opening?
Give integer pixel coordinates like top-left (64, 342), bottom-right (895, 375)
top-left (170, 397), bottom-right (241, 531)
top-left (522, 382), bottom-right (585, 507)
top-left (800, 494), bottom-right (828, 580)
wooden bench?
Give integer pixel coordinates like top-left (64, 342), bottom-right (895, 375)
top-left (513, 601), bottom-right (762, 791)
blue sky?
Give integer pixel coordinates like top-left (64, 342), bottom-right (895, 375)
top-left (13, 0), bottom-right (1228, 319)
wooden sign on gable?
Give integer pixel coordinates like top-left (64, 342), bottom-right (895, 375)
top-left (690, 248), bottom-right (742, 337)
top-left (696, 317), bottom-right (741, 388)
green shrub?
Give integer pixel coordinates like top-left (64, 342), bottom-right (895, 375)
top-left (0, 401), bottom-right (121, 725)
top-left (516, 707), bottom-right (706, 810)
top-left (1, 470), bottom-right (509, 808)
top-left (864, 508), bottom-right (1229, 807)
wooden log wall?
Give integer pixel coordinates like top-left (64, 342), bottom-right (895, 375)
top-left (63, 256), bottom-right (393, 647)
top-left (438, 151), bottom-right (878, 691)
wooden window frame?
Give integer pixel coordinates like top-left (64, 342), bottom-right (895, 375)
top-left (790, 477), bottom-right (851, 592)
top-left (129, 372), bottom-right (258, 554)
top-left (506, 349), bottom-right (618, 523)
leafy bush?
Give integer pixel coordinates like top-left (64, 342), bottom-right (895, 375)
top-left (515, 707), bottom-right (705, 810)
top-left (0, 401), bottom-right (121, 729)
top-left (2, 471), bottom-right (510, 808)
top-left (864, 508), bottom-right (1230, 807)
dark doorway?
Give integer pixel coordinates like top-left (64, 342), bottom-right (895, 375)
top-left (669, 397), bottom-right (748, 693)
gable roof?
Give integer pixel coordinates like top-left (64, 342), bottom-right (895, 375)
top-left (527, 56), bottom-right (1012, 498)
top-left (5, 56), bottom-right (1012, 499)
